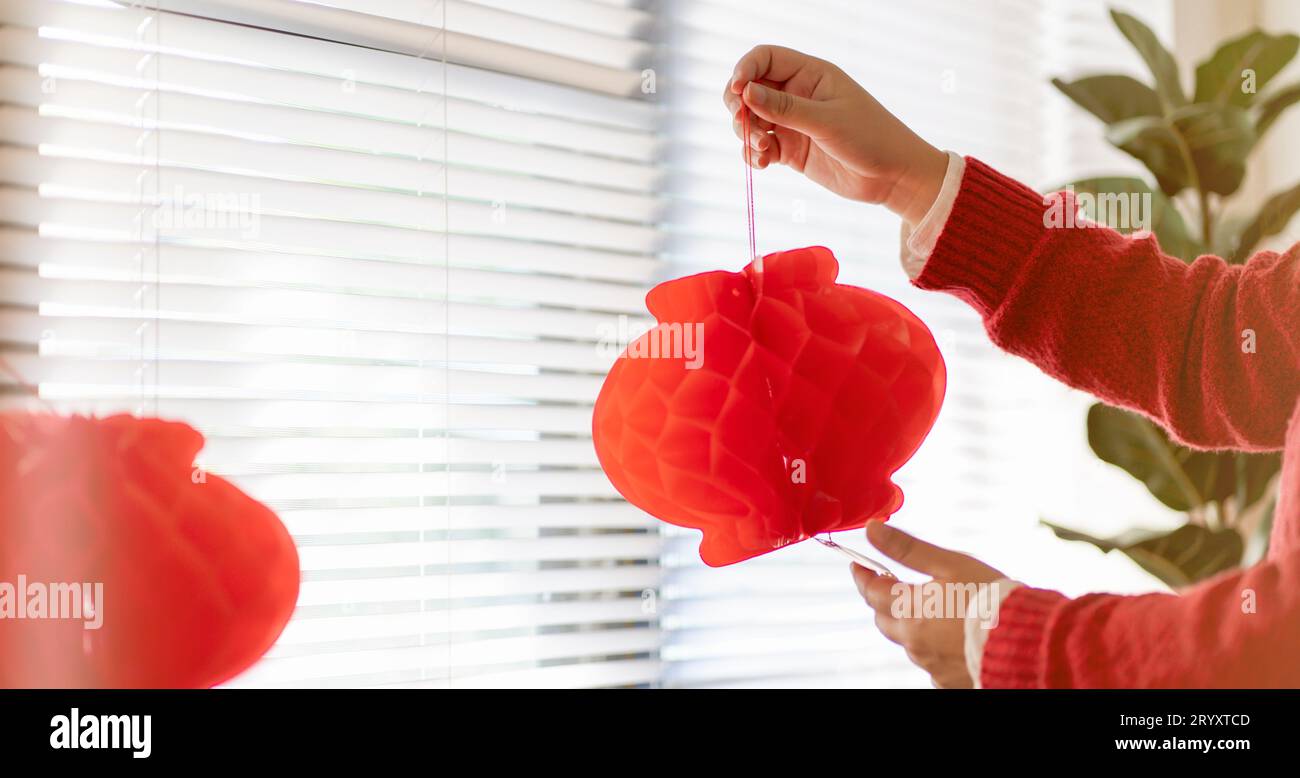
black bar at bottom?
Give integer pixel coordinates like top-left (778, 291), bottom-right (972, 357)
top-left (0, 689), bottom-right (1290, 765)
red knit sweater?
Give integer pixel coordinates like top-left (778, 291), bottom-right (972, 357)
top-left (915, 158), bottom-right (1300, 688)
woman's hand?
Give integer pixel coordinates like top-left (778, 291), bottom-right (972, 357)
top-left (852, 520), bottom-right (1006, 688)
top-left (721, 45), bottom-right (949, 225)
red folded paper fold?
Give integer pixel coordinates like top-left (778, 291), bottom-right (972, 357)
top-left (0, 413), bottom-right (299, 687)
top-left (593, 246), bottom-right (946, 566)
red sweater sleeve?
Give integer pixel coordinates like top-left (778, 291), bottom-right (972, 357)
top-left (917, 158), bottom-right (1300, 688)
top-left (979, 551), bottom-right (1300, 687)
top-left (915, 158), bottom-right (1300, 451)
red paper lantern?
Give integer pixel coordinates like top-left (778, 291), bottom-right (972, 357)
top-left (593, 246), bottom-right (945, 566)
top-left (0, 413), bottom-right (299, 687)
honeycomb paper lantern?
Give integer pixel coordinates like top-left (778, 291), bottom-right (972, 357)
top-left (0, 413), bottom-right (299, 687)
top-left (593, 246), bottom-right (946, 566)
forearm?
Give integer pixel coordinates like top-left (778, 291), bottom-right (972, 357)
top-left (978, 548), bottom-right (1300, 688)
top-left (909, 157), bottom-right (1300, 450)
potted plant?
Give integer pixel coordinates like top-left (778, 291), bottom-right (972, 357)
top-left (1042, 9), bottom-right (1295, 587)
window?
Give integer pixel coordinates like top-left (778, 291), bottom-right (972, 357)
top-left (0, 0), bottom-right (1174, 687)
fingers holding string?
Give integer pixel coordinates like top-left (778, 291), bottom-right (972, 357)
top-left (736, 111), bottom-right (778, 169)
top-left (725, 80), bottom-right (778, 136)
top-left (739, 142), bottom-right (773, 170)
top-left (731, 114), bottom-right (777, 155)
top-left (728, 44), bottom-right (811, 95)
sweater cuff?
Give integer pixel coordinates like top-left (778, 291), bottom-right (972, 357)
top-left (978, 585), bottom-right (1069, 689)
top-left (912, 157), bottom-right (1048, 318)
top-left (963, 578), bottom-right (1021, 688)
top-left (900, 151), bottom-right (965, 279)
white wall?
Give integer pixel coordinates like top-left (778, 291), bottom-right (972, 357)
top-left (1175, 0), bottom-right (1300, 250)
top-left (1258, 0), bottom-right (1300, 236)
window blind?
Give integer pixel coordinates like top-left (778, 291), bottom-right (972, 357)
top-left (0, 0), bottom-right (664, 688)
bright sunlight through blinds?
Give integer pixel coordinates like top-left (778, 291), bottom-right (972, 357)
top-left (0, 0), bottom-right (662, 688)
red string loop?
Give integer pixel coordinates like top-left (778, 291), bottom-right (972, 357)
top-left (741, 103), bottom-right (761, 291)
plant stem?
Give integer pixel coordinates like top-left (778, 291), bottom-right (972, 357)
top-left (1199, 187), bottom-right (1214, 248)
top-left (1167, 123), bottom-right (1212, 248)
top-left (1234, 452), bottom-right (1249, 527)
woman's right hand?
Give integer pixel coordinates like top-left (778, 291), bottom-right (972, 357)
top-left (722, 45), bottom-right (949, 226)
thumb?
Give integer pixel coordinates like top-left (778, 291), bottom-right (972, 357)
top-left (743, 82), bottom-right (826, 134)
top-left (866, 520), bottom-right (967, 578)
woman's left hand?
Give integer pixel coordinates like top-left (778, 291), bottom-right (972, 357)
top-left (852, 520), bottom-right (1006, 688)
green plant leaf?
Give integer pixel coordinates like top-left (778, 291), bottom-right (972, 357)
top-left (1237, 473), bottom-right (1281, 565)
top-left (1105, 105), bottom-right (1257, 197)
top-left (1171, 103), bottom-right (1255, 195)
top-left (1087, 403), bottom-right (1203, 510)
top-left (1087, 404), bottom-right (1281, 511)
top-left (1193, 29), bottom-right (1300, 106)
top-left (1123, 525), bottom-right (1245, 587)
top-left (1181, 450), bottom-right (1283, 508)
top-left (1051, 75), bottom-right (1162, 124)
top-left (1041, 521), bottom-right (1244, 588)
top-left (1039, 521), bottom-right (1156, 552)
top-left (1111, 9), bottom-right (1187, 108)
top-left (1229, 181), bottom-right (1300, 261)
top-left (1105, 116), bottom-right (1188, 195)
top-left (1062, 177), bottom-right (1202, 261)
top-left (1254, 81), bottom-right (1300, 139)
top-left (1232, 452), bottom-right (1284, 510)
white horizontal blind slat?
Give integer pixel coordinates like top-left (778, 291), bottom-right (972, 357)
top-left (150, 0), bottom-right (647, 95)
top-left (0, 0), bottom-right (653, 123)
